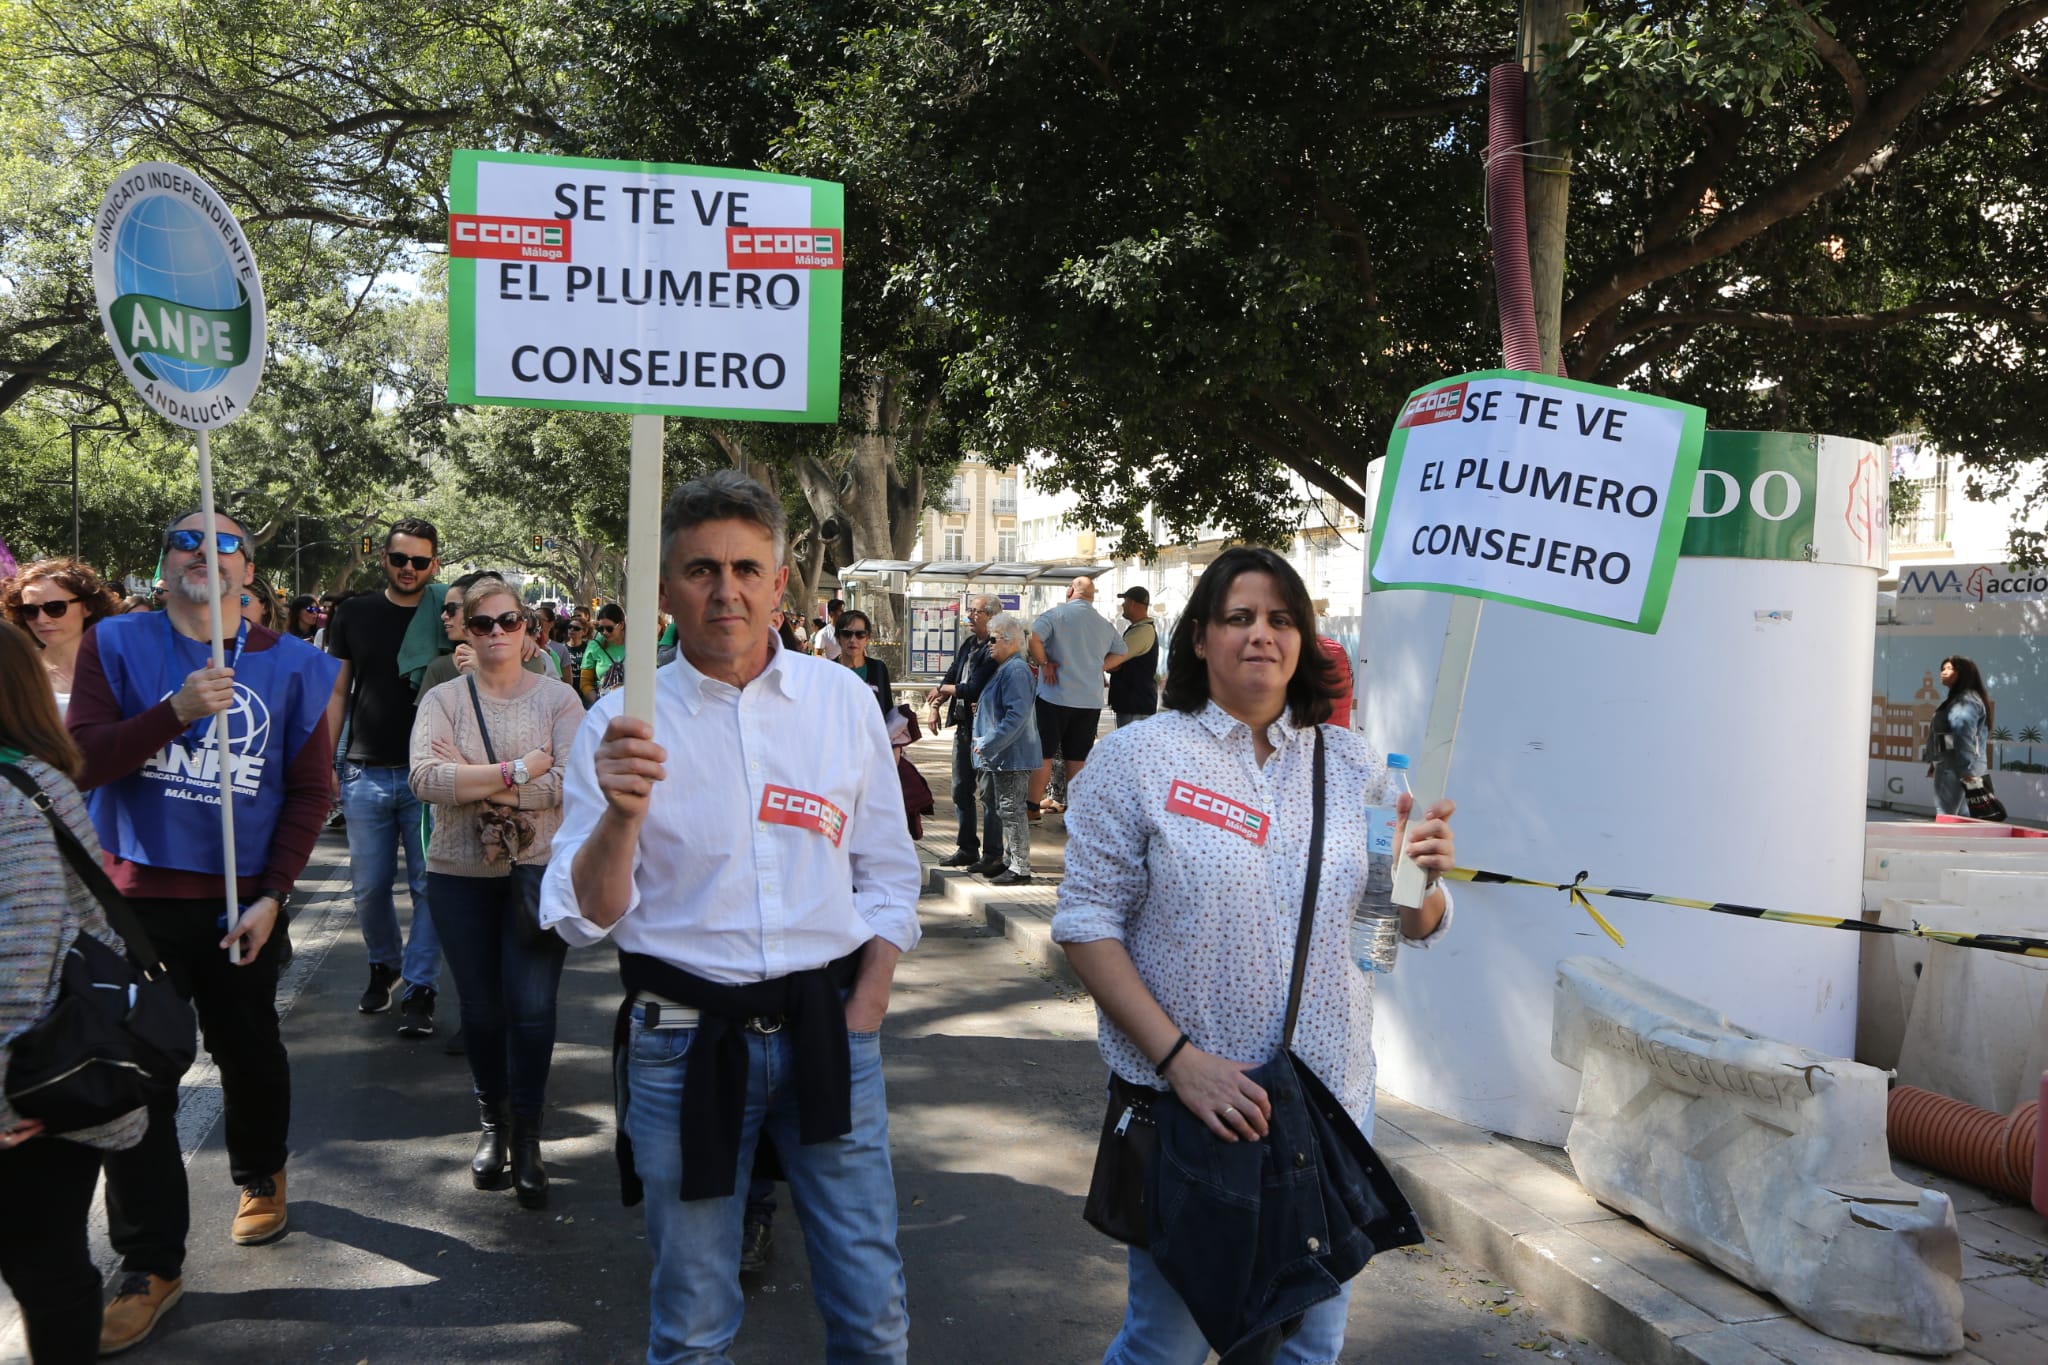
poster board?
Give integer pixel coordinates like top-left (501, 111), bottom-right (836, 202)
top-left (908, 598), bottom-right (962, 677)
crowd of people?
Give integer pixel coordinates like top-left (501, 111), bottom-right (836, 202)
top-left (0, 477), bottom-right (1473, 1365)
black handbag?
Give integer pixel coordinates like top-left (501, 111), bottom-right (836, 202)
top-left (465, 677), bottom-right (564, 954)
top-left (1081, 727), bottom-right (1335, 1249)
top-left (0, 762), bottom-right (198, 1133)
top-left (1966, 776), bottom-right (2008, 822)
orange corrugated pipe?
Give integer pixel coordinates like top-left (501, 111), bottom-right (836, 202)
top-left (1888, 1084), bottom-right (2036, 1202)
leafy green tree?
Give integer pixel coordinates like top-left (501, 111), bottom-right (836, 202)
top-left (2020, 723), bottom-right (2044, 766)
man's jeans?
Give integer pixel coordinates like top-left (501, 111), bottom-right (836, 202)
top-left (621, 1019), bottom-right (909, 1365)
top-left (1103, 1246), bottom-right (1352, 1365)
top-left (341, 763), bottom-right (439, 990)
top-left (949, 721), bottom-right (999, 858)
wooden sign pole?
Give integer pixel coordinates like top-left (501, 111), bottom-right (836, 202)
top-left (622, 412), bottom-right (664, 725)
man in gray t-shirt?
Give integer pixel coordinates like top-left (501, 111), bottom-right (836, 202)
top-left (1026, 576), bottom-right (1128, 812)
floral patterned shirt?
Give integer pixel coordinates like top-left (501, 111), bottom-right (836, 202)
top-left (1052, 702), bottom-right (1452, 1126)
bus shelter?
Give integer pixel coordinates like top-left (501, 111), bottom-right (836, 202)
top-left (837, 558), bottom-right (1107, 680)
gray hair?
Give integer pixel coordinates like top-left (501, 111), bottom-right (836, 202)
top-left (987, 611), bottom-right (1025, 645)
top-left (660, 469), bottom-right (787, 567)
top-left (970, 592), bottom-right (1003, 614)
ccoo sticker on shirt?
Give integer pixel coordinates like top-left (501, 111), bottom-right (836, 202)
top-left (1166, 782), bottom-right (1270, 846)
top-left (759, 784), bottom-right (847, 846)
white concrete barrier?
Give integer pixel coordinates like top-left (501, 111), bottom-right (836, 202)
top-left (1553, 955), bottom-right (1963, 1356)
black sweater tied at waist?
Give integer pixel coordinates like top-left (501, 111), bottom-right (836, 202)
top-left (613, 946), bottom-right (863, 1204)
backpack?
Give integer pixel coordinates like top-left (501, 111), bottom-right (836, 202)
top-left (0, 763), bottom-right (197, 1133)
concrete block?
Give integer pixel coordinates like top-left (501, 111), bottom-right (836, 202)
top-left (1450, 1139), bottom-right (1623, 1227)
top-left (1553, 955), bottom-right (1966, 1355)
top-left (1895, 894), bottom-right (2048, 1112)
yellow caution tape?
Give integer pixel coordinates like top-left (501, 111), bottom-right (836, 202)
top-left (1440, 866), bottom-right (2048, 959)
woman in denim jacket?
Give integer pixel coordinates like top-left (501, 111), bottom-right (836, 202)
top-left (972, 613), bottom-right (1041, 886)
top-left (1921, 655), bottom-right (1992, 816)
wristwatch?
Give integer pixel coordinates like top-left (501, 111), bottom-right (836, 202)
top-left (258, 887), bottom-right (292, 914)
top-left (512, 758), bottom-right (530, 786)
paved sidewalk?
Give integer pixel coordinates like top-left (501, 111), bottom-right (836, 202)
top-left (908, 722), bottom-right (2048, 1365)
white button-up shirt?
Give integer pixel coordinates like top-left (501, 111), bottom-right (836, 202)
top-left (1052, 702), bottom-right (1451, 1124)
top-left (540, 637), bottom-right (922, 982)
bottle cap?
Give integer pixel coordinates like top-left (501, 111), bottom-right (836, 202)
top-left (1387, 753), bottom-right (1410, 769)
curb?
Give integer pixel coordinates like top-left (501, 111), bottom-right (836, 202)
top-left (1371, 1094), bottom-right (2012, 1365)
top-left (923, 864), bottom-right (1080, 989)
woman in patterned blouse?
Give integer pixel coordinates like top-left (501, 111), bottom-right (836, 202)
top-left (1052, 546), bottom-right (1458, 1365)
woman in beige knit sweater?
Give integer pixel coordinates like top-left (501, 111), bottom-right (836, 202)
top-left (409, 580), bottom-right (583, 1208)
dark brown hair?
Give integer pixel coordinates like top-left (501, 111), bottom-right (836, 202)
top-left (1162, 546), bottom-right (1337, 728)
top-left (0, 621), bottom-right (82, 777)
top-left (3, 556), bottom-right (124, 631)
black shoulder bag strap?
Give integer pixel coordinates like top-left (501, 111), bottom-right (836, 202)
top-left (0, 762), bottom-right (169, 976)
top-left (1279, 727), bottom-right (1328, 1052)
top-left (466, 674), bottom-right (500, 765)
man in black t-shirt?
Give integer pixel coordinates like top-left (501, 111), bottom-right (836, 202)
top-left (323, 518), bottom-right (445, 1035)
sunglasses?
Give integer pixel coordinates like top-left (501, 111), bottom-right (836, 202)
top-left (17, 598), bottom-right (82, 620)
top-left (597, 622), bottom-right (618, 633)
top-left (840, 629), bottom-right (870, 639)
top-left (387, 551), bottom-right (433, 571)
top-left (439, 601), bottom-right (464, 617)
top-left (164, 529), bottom-right (248, 555)
top-left (466, 612), bottom-right (527, 637)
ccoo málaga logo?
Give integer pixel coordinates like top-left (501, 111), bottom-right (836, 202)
top-left (91, 162), bottom-right (266, 430)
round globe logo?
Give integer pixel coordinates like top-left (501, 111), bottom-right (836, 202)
top-left (91, 162), bottom-right (266, 430)
top-left (112, 194), bottom-right (243, 394)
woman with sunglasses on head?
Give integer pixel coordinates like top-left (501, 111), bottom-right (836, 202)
top-left (579, 603), bottom-right (627, 705)
top-left (410, 577), bottom-right (584, 1207)
top-left (834, 608), bottom-right (893, 714)
top-left (4, 558), bottom-right (124, 721)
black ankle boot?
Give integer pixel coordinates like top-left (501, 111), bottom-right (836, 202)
top-left (473, 1100), bottom-right (511, 1190)
top-left (510, 1114), bottom-right (547, 1209)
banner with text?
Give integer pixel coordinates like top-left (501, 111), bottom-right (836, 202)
top-left (447, 150), bottom-right (843, 422)
top-left (1368, 371), bottom-right (1706, 633)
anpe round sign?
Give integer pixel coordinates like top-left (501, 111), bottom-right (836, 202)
top-left (90, 162), bottom-right (266, 430)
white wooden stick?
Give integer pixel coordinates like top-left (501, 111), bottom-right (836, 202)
top-left (1392, 595), bottom-right (1482, 908)
top-left (623, 413), bottom-right (663, 726)
top-left (196, 429), bottom-right (243, 963)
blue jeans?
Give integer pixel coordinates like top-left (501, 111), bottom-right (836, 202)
top-left (620, 1019), bottom-right (908, 1365)
top-left (1104, 1246), bottom-right (1352, 1365)
top-left (341, 763), bottom-right (439, 989)
top-left (428, 871), bottom-right (566, 1120)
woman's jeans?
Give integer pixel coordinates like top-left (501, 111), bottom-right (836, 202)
top-left (1104, 1245), bottom-right (1352, 1365)
top-left (1932, 764), bottom-right (1971, 816)
top-left (977, 768), bottom-right (1031, 874)
top-left (427, 871), bottom-right (567, 1121)
top-left (0, 1135), bottom-right (107, 1363)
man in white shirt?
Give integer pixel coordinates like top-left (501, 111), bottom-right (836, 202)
top-left (812, 597), bottom-right (844, 661)
top-left (540, 471), bottom-right (921, 1364)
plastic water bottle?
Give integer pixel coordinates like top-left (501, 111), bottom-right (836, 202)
top-left (1351, 753), bottom-right (1411, 974)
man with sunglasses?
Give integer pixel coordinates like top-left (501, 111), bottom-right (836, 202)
top-left (322, 518), bottom-right (448, 1036)
top-left (67, 509), bottom-right (341, 1351)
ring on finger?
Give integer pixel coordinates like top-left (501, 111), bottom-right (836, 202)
top-left (1221, 1104), bottom-right (1238, 1117)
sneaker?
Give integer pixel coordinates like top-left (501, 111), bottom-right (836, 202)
top-left (739, 1219), bottom-right (773, 1273)
top-left (231, 1170), bottom-right (288, 1245)
top-left (100, 1271), bottom-right (183, 1354)
top-left (939, 849), bottom-right (980, 867)
top-left (397, 985), bottom-right (437, 1037)
top-left (358, 963), bottom-right (401, 1014)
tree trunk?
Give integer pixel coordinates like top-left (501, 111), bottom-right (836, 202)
top-left (1523, 0), bottom-right (1574, 376)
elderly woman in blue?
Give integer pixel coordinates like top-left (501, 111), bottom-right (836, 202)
top-left (1052, 545), bottom-right (1458, 1365)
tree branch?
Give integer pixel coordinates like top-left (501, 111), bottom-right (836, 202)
top-left (1606, 295), bottom-right (2048, 345)
top-left (1784, 0), bottom-right (1870, 117)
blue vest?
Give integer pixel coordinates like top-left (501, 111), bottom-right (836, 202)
top-left (88, 612), bottom-right (341, 879)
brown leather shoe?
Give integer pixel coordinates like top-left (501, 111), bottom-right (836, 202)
top-left (230, 1169), bottom-right (288, 1245)
top-left (100, 1271), bottom-right (183, 1354)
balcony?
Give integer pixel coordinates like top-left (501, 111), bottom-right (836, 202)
top-left (943, 492), bottom-right (971, 513)
top-left (992, 497), bottom-right (1019, 515)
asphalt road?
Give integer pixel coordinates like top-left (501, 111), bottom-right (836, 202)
top-left (2, 829), bottom-right (1617, 1365)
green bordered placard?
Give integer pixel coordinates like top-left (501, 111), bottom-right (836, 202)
top-left (448, 149), bottom-right (842, 423)
top-left (1368, 370), bottom-right (1706, 634)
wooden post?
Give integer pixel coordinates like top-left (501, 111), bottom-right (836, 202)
top-left (1523, 0), bottom-right (1574, 376)
top-left (623, 413), bottom-right (663, 725)
top-left (195, 429), bottom-right (244, 962)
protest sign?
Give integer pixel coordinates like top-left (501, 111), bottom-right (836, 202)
top-left (1369, 371), bottom-right (1706, 633)
top-left (91, 162), bottom-right (269, 959)
top-left (91, 162), bottom-right (267, 430)
top-left (446, 149), bottom-right (843, 422)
